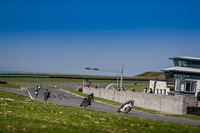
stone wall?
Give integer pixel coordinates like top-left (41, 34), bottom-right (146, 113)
top-left (83, 87), bottom-right (188, 114)
top-left (185, 96), bottom-right (198, 107)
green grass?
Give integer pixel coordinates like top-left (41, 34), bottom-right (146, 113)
top-left (0, 91), bottom-right (200, 133)
top-left (0, 77), bottom-right (149, 93)
top-left (97, 84), bottom-right (149, 92)
top-left (123, 85), bottom-right (148, 92)
top-left (0, 77), bottom-right (149, 84)
top-left (0, 83), bottom-right (21, 89)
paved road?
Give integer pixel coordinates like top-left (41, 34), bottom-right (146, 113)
top-left (1, 87), bottom-right (200, 126)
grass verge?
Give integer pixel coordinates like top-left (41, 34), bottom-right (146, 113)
top-left (0, 90), bottom-right (200, 133)
top-left (0, 83), bottom-right (21, 89)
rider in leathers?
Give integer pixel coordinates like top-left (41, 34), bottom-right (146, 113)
top-left (88, 93), bottom-right (94, 105)
top-left (121, 100), bottom-right (134, 109)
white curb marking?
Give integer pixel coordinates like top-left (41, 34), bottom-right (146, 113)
top-left (27, 87), bottom-right (34, 100)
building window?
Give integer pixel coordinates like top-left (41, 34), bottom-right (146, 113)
top-left (191, 82), bottom-right (197, 92)
top-left (181, 82), bottom-right (185, 91)
top-left (185, 82), bottom-right (190, 91)
top-left (175, 79), bottom-right (196, 92)
top-left (164, 89), bottom-right (166, 94)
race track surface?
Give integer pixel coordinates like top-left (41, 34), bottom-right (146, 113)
top-left (1, 87), bottom-right (200, 126)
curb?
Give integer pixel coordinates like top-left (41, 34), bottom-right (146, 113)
top-left (26, 87), bottom-right (34, 100)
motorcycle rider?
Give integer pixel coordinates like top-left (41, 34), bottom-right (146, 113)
top-left (121, 99), bottom-right (134, 109)
top-left (34, 88), bottom-right (39, 97)
top-left (37, 84), bottom-right (42, 90)
top-left (44, 89), bottom-right (50, 99)
top-left (88, 93), bottom-right (94, 105)
top-left (80, 93), bottom-right (94, 107)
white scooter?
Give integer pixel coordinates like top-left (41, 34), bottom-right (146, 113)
top-left (117, 102), bottom-right (133, 114)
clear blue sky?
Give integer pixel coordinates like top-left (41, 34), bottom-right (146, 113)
top-left (0, 0), bottom-right (200, 76)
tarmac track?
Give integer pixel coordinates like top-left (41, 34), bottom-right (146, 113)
top-left (0, 87), bottom-right (200, 126)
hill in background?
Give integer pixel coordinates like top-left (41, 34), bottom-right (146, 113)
top-left (133, 71), bottom-right (165, 80)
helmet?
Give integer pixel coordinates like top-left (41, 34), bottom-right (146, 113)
top-left (131, 99), bottom-right (135, 103)
top-left (91, 93), bottom-right (94, 95)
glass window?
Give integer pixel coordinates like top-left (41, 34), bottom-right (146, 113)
top-left (185, 82), bottom-right (190, 91)
top-left (181, 83), bottom-right (185, 91)
top-left (164, 89), bottom-right (166, 94)
top-left (191, 82), bottom-right (197, 92)
top-left (174, 60), bottom-right (179, 66)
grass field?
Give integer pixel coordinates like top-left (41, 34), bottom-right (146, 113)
top-left (0, 91), bottom-right (200, 133)
top-left (0, 83), bottom-right (21, 89)
top-left (0, 77), bottom-right (149, 92)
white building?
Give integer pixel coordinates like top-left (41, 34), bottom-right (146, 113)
top-left (151, 56), bottom-right (200, 97)
top-left (149, 80), bottom-right (170, 95)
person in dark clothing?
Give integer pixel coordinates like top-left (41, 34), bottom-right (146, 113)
top-left (88, 93), bottom-right (94, 105)
top-left (144, 87), bottom-right (147, 93)
top-left (197, 92), bottom-right (200, 107)
top-left (132, 88), bottom-right (136, 92)
top-left (197, 92), bottom-right (200, 101)
top-left (44, 89), bottom-right (50, 99)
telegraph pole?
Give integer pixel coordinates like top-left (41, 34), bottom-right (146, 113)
top-left (85, 65), bottom-right (124, 88)
top-left (120, 65), bottom-right (124, 88)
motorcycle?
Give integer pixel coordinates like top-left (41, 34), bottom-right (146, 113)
top-left (44, 92), bottom-right (50, 101)
top-left (80, 98), bottom-right (92, 107)
top-left (37, 84), bottom-right (42, 90)
top-left (117, 102), bottom-right (133, 114)
top-left (34, 90), bottom-right (38, 97)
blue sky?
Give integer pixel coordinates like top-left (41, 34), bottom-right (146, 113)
top-left (0, 0), bottom-right (200, 76)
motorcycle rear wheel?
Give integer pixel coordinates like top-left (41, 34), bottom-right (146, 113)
top-left (124, 107), bottom-right (131, 114)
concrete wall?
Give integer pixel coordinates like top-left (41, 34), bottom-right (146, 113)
top-left (83, 87), bottom-right (188, 114)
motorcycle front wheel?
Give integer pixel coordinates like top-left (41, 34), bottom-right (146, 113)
top-left (117, 108), bottom-right (121, 113)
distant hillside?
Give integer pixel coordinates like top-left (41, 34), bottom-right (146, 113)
top-left (133, 71), bottom-right (165, 80)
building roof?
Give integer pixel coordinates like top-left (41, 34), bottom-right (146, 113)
top-left (169, 56), bottom-right (200, 61)
top-left (161, 66), bottom-right (200, 74)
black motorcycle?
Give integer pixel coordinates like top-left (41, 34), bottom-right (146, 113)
top-left (80, 98), bottom-right (92, 107)
top-left (44, 92), bottom-right (50, 101)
